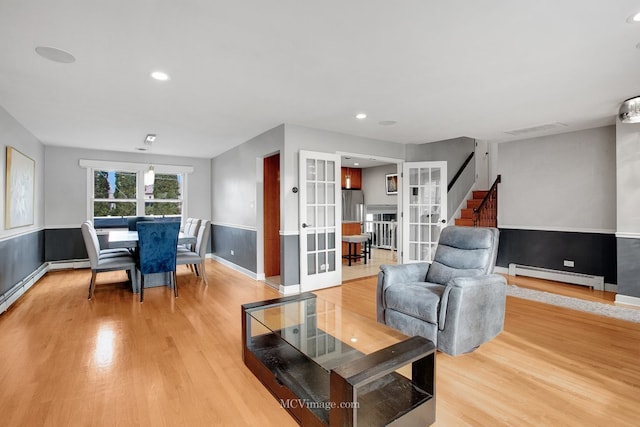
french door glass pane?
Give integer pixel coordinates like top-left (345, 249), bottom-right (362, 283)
top-left (318, 160), bottom-right (325, 181)
top-left (307, 253), bottom-right (317, 275)
top-left (327, 161), bottom-right (335, 182)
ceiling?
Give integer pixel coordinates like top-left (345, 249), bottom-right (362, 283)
top-left (1, 1), bottom-right (639, 158)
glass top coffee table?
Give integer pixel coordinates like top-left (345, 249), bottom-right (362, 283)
top-left (242, 292), bottom-right (435, 426)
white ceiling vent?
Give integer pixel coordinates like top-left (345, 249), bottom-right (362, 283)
top-left (504, 122), bottom-right (567, 136)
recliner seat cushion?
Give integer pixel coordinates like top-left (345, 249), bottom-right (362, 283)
top-left (383, 282), bottom-right (445, 324)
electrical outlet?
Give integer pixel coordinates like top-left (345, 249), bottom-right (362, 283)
top-left (230, 250), bottom-right (235, 256)
top-left (563, 260), bottom-right (574, 267)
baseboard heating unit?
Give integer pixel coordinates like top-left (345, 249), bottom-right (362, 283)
top-left (508, 264), bottom-right (604, 291)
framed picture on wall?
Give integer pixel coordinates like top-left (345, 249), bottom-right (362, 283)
top-left (5, 146), bottom-right (35, 228)
top-left (385, 173), bottom-right (398, 195)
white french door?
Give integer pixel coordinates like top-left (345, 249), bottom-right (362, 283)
top-left (299, 150), bottom-right (342, 291)
top-left (402, 161), bottom-right (448, 263)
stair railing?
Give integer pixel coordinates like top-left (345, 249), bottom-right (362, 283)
top-left (447, 151), bottom-right (475, 192)
top-left (473, 175), bottom-right (501, 227)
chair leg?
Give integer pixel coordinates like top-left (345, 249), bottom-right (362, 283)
top-left (140, 275), bottom-right (145, 303)
top-left (88, 271), bottom-right (97, 299)
top-left (129, 268), bottom-right (139, 293)
top-left (173, 272), bottom-right (179, 298)
top-left (199, 262), bottom-right (208, 285)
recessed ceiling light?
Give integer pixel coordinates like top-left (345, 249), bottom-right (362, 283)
top-left (144, 134), bottom-right (157, 144)
top-left (379, 120), bottom-right (397, 126)
top-left (150, 71), bottom-right (170, 81)
top-left (354, 162), bottom-right (360, 166)
top-left (626, 12), bottom-right (640, 23)
top-left (35, 46), bottom-right (76, 63)
top-left (355, 113), bottom-right (367, 119)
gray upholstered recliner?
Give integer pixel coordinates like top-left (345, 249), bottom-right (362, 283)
top-left (377, 226), bottom-right (507, 356)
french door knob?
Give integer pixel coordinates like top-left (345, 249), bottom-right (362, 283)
top-left (302, 223), bottom-right (312, 228)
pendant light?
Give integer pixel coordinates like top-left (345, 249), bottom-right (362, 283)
top-left (143, 134), bottom-right (156, 186)
top-left (619, 96), bottom-right (640, 124)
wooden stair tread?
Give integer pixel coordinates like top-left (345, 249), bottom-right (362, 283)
top-left (466, 199), bottom-right (482, 208)
top-left (455, 218), bottom-right (474, 226)
top-left (461, 208), bottom-right (474, 219)
top-left (472, 190), bottom-right (489, 199)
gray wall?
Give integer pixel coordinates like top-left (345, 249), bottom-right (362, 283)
top-left (0, 107), bottom-right (45, 238)
top-left (615, 119), bottom-right (640, 297)
top-left (362, 164), bottom-right (399, 206)
top-left (0, 106), bottom-right (45, 297)
top-left (497, 126), bottom-right (616, 232)
top-left (210, 124), bottom-right (284, 279)
top-left (495, 126), bottom-right (617, 283)
top-left (211, 125), bottom-right (284, 229)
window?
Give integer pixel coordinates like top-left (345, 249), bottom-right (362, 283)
top-left (80, 159), bottom-right (193, 227)
top-left (93, 170), bottom-right (137, 217)
top-left (144, 173), bottom-right (183, 216)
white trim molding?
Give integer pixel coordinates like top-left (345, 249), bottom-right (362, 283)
top-left (615, 232), bottom-right (640, 239)
top-left (499, 225), bottom-right (616, 234)
top-left (210, 222), bottom-right (257, 232)
top-left (79, 158), bottom-right (194, 174)
top-left (0, 226), bottom-right (45, 242)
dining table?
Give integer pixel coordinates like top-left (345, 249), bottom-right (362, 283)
top-left (107, 230), bottom-right (197, 249)
top-left (107, 229), bottom-right (198, 291)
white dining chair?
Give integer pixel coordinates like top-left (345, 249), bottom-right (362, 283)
top-left (177, 219), bottom-right (210, 284)
top-left (81, 222), bottom-right (138, 299)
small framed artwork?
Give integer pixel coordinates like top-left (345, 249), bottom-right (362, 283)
top-left (385, 173), bottom-right (398, 195)
top-left (5, 146), bottom-right (35, 229)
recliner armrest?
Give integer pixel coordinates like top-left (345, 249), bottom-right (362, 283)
top-left (377, 263), bottom-right (430, 322)
top-left (437, 273), bottom-right (507, 355)
top-left (446, 273), bottom-right (506, 289)
top-left (379, 263), bottom-right (430, 287)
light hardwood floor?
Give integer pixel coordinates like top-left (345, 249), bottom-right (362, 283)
top-left (0, 261), bottom-right (638, 426)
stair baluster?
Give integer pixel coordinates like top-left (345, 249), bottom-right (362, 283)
top-left (473, 175), bottom-right (501, 227)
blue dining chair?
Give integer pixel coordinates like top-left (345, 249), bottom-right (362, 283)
top-left (136, 221), bottom-right (180, 302)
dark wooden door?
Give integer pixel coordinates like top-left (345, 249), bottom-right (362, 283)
top-left (263, 153), bottom-right (280, 277)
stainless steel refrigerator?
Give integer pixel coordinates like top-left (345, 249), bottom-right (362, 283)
top-left (342, 189), bottom-right (364, 223)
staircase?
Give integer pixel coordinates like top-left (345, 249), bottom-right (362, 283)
top-left (454, 175), bottom-right (501, 227)
top-left (455, 191), bottom-right (489, 226)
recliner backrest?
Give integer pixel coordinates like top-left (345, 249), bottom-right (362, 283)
top-left (425, 226), bottom-right (499, 285)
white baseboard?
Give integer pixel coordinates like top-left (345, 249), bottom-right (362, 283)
top-left (48, 260), bottom-right (90, 270)
top-left (209, 255), bottom-right (259, 280)
top-left (279, 284), bottom-right (301, 295)
top-left (615, 294), bottom-right (640, 308)
top-left (496, 265), bottom-right (617, 293)
top-left (508, 263), bottom-right (604, 291)
top-left (0, 262), bottom-right (49, 314)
